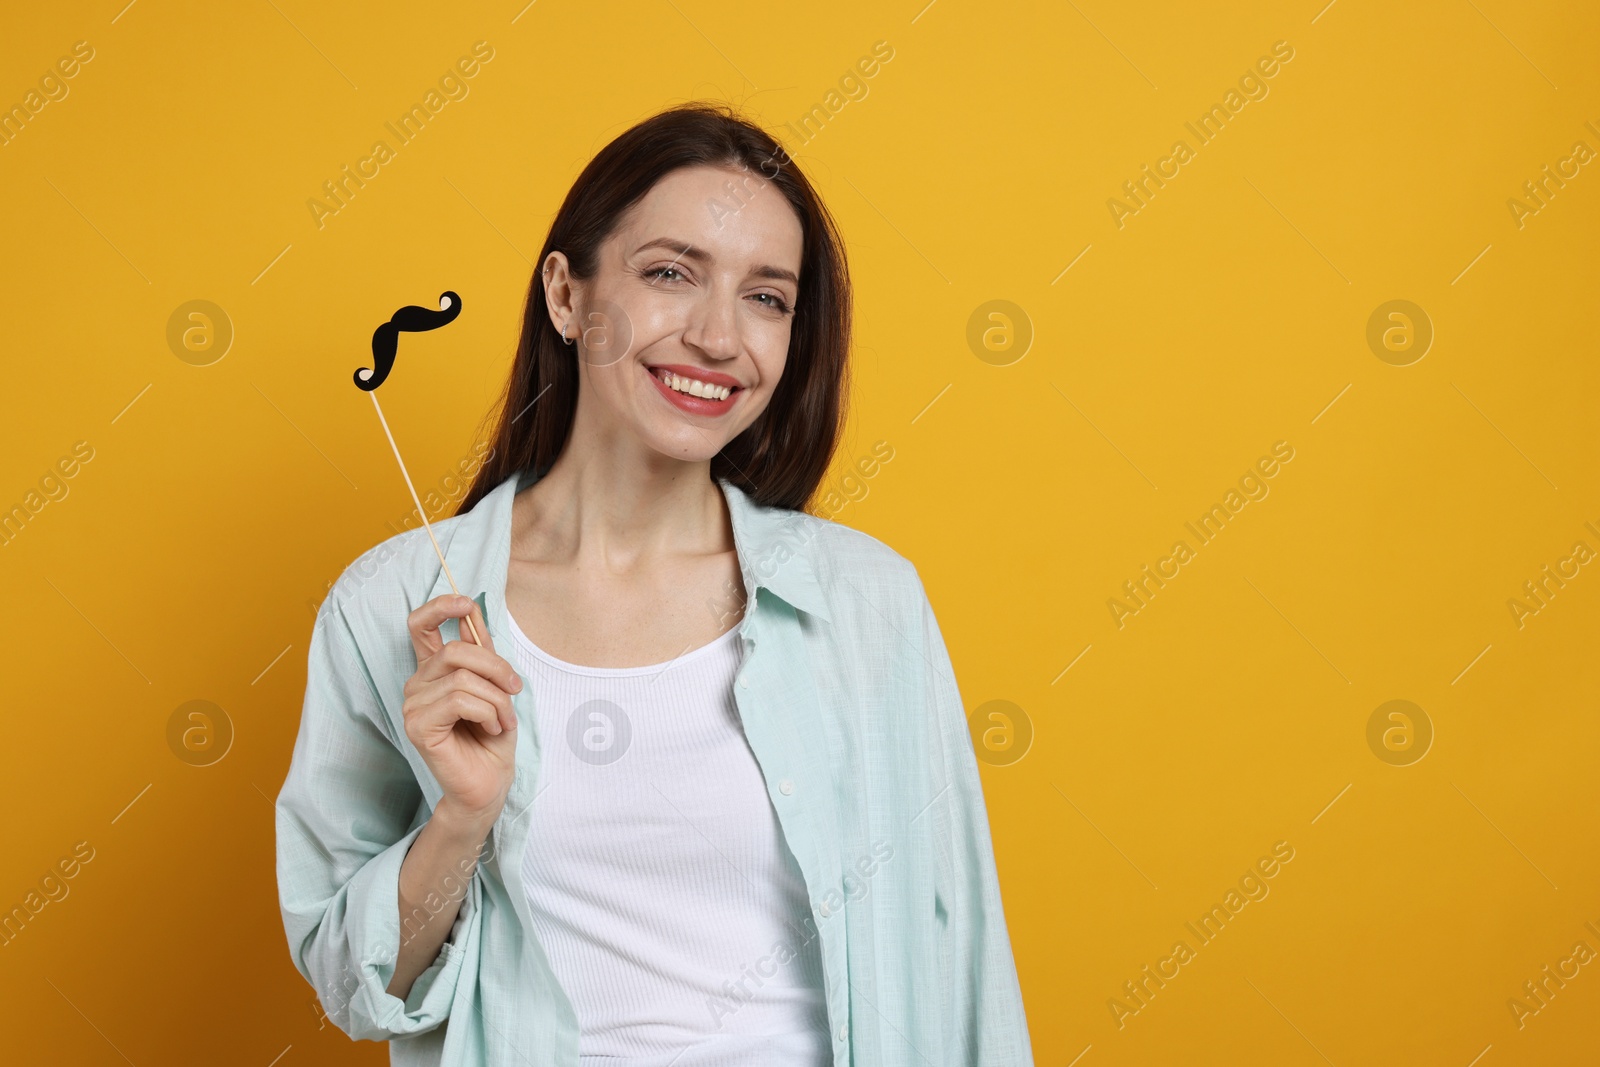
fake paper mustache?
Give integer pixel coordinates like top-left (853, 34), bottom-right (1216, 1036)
top-left (354, 290), bottom-right (462, 391)
top-left (347, 287), bottom-right (484, 646)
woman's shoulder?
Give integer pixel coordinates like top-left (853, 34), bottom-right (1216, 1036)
top-left (784, 509), bottom-right (930, 621)
top-left (803, 512), bottom-right (915, 577)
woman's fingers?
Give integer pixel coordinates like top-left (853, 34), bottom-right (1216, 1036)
top-left (404, 593), bottom-right (524, 741)
top-left (407, 631), bottom-right (523, 700)
top-left (409, 662), bottom-right (520, 734)
top-left (408, 594), bottom-right (498, 663)
top-left (405, 673), bottom-right (506, 740)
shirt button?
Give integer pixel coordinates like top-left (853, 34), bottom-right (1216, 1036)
top-left (819, 901), bottom-right (831, 918)
top-left (779, 779), bottom-right (794, 795)
top-left (837, 1024), bottom-right (848, 1042)
top-left (738, 673), bottom-right (750, 689)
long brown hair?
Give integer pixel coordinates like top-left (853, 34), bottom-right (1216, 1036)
top-left (456, 102), bottom-right (851, 516)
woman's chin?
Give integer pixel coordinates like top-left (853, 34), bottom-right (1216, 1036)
top-left (646, 435), bottom-right (733, 464)
top-left (619, 418), bottom-right (726, 461)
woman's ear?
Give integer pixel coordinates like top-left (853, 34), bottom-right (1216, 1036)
top-left (541, 251), bottom-right (576, 339)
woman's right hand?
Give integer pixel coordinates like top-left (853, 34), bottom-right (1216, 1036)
top-left (403, 594), bottom-right (523, 828)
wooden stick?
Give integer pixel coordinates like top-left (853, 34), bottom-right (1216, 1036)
top-left (368, 390), bottom-right (483, 646)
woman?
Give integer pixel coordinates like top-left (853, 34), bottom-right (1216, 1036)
top-left (277, 102), bottom-right (1032, 1067)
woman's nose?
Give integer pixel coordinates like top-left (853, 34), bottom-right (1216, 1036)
top-left (682, 292), bottom-right (741, 360)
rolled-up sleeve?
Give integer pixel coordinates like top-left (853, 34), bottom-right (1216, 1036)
top-left (275, 603), bottom-right (480, 1041)
top-left (914, 573), bottom-right (1035, 1065)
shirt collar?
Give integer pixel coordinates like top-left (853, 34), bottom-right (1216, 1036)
top-left (429, 467), bottom-right (832, 625)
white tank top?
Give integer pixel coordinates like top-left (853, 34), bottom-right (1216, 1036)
top-left (506, 610), bottom-right (830, 1067)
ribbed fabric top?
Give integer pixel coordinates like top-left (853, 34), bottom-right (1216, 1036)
top-left (505, 609), bottom-right (830, 1067)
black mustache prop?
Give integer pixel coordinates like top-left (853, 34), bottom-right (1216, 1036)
top-left (349, 287), bottom-right (484, 645)
top-left (354, 290), bottom-right (462, 391)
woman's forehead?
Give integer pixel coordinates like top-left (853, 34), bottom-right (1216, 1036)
top-left (612, 166), bottom-right (803, 266)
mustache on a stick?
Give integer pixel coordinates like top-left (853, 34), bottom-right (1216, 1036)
top-left (354, 290), bottom-right (482, 646)
top-left (356, 290), bottom-right (462, 391)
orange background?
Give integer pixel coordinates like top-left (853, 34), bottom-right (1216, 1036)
top-left (2, 1), bottom-right (1597, 1063)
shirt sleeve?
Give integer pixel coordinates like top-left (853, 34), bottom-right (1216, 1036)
top-left (275, 603), bottom-right (482, 1041)
top-left (914, 573), bottom-right (1035, 1065)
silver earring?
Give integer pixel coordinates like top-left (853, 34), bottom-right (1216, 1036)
top-left (561, 321), bottom-right (573, 345)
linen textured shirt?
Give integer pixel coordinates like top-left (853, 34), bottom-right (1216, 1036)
top-left (276, 466), bottom-right (1034, 1066)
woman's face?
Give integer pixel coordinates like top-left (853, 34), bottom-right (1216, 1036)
top-left (543, 163), bottom-right (804, 465)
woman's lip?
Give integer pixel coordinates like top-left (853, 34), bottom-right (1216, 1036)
top-left (645, 363), bottom-right (742, 416)
top-left (645, 363), bottom-right (744, 389)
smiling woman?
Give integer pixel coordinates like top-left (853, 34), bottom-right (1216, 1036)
top-left (547, 183), bottom-right (803, 430)
top-left (462, 104), bottom-right (850, 513)
top-left (277, 102), bottom-right (1033, 1067)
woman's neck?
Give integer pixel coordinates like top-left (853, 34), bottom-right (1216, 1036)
top-left (510, 449), bottom-right (732, 574)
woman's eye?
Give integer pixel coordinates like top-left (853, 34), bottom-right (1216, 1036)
top-left (644, 266), bottom-right (682, 283)
top-left (751, 292), bottom-right (792, 314)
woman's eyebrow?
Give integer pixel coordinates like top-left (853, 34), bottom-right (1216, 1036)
top-left (634, 237), bottom-right (798, 286)
top-left (751, 263), bottom-right (799, 285)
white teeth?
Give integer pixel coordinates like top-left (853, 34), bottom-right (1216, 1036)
top-left (659, 371), bottom-right (732, 401)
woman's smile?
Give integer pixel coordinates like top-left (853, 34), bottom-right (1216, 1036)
top-left (643, 362), bottom-right (746, 417)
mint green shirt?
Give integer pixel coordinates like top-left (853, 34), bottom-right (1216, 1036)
top-left (276, 467), bottom-right (1033, 1065)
